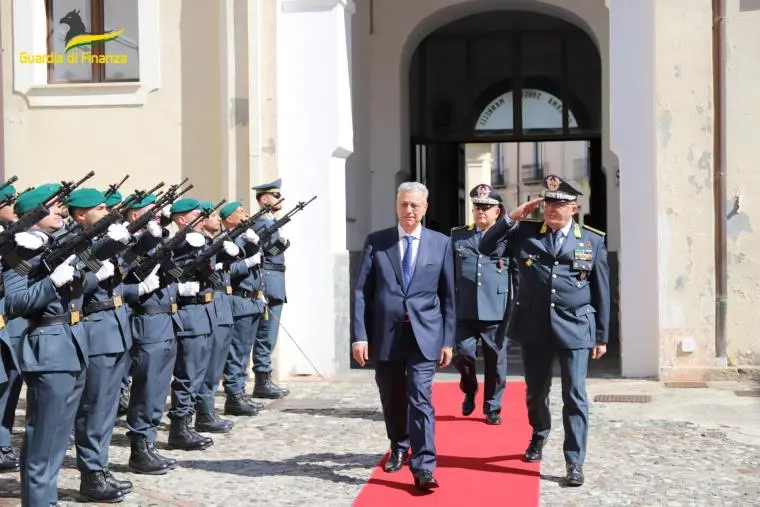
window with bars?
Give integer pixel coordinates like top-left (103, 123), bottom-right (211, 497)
top-left (46, 0), bottom-right (139, 84)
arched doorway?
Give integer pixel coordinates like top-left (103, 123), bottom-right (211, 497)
top-left (407, 9), bottom-right (617, 371)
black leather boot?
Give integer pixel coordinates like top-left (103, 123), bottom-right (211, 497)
top-left (224, 393), bottom-right (260, 416)
top-left (147, 441), bottom-right (177, 469)
top-left (253, 372), bottom-right (290, 399)
top-left (104, 467), bottom-right (133, 494)
top-left (0, 446), bottom-right (19, 471)
top-left (195, 408), bottom-right (234, 433)
top-left (128, 436), bottom-right (172, 475)
top-left (79, 470), bottom-right (125, 503)
top-left (167, 416), bottom-right (213, 451)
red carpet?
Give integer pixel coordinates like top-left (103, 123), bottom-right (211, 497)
top-left (353, 381), bottom-right (539, 506)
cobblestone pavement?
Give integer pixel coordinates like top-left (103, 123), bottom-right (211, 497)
top-left (0, 373), bottom-right (758, 506)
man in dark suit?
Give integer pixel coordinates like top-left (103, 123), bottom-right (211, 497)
top-left (450, 184), bottom-right (516, 425)
top-left (352, 181), bottom-right (455, 491)
top-left (479, 174), bottom-right (610, 487)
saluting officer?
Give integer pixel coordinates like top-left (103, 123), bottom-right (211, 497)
top-left (219, 201), bottom-right (266, 416)
top-left (120, 193), bottom-right (179, 475)
top-left (250, 180), bottom-right (290, 399)
top-left (450, 184), bottom-right (516, 425)
top-left (194, 201), bottom-right (237, 433)
top-left (165, 198), bottom-right (215, 451)
top-left (3, 184), bottom-right (89, 507)
top-left (478, 174), bottom-right (610, 487)
top-left (66, 188), bottom-right (134, 501)
top-left (0, 182), bottom-right (21, 472)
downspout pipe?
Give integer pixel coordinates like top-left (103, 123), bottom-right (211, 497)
top-left (712, 0), bottom-right (728, 366)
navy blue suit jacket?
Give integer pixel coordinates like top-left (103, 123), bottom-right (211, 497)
top-left (352, 225), bottom-right (455, 362)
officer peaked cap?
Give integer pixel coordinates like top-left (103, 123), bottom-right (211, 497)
top-left (252, 179), bottom-right (281, 194)
top-left (470, 184), bottom-right (502, 206)
top-left (542, 174), bottom-right (583, 203)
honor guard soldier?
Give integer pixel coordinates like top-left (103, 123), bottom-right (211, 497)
top-left (219, 201), bottom-right (266, 416)
top-left (121, 193), bottom-right (180, 475)
top-left (66, 188), bottom-right (134, 501)
top-left (479, 174), bottom-right (610, 487)
top-left (251, 180), bottom-right (290, 399)
top-left (3, 184), bottom-right (89, 507)
top-left (194, 201), bottom-right (236, 433)
top-left (451, 184), bottom-right (516, 425)
top-left (0, 182), bottom-right (21, 472)
top-left (166, 198), bottom-right (215, 451)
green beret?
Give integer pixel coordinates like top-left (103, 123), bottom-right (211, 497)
top-left (0, 184), bottom-right (16, 200)
top-left (124, 193), bottom-right (157, 210)
top-left (66, 188), bottom-right (106, 209)
top-left (170, 198), bottom-right (200, 215)
top-left (219, 201), bottom-right (241, 219)
top-left (14, 183), bottom-right (62, 215)
top-left (198, 200), bottom-right (214, 213)
top-left (104, 190), bottom-right (122, 207)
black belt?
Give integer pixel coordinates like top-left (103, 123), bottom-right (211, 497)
top-left (133, 304), bottom-right (177, 315)
top-left (178, 293), bottom-right (214, 306)
top-left (232, 289), bottom-right (262, 299)
top-left (262, 263), bottom-right (285, 272)
top-left (33, 311), bottom-right (82, 327)
top-left (84, 296), bottom-right (124, 316)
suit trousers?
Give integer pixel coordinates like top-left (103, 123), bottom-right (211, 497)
top-left (252, 300), bottom-right (283, 373)
top-left (126, 339), bottom-right (177, 442)
top-left (21, 368), bottom-right (87, 507)
top-left (521, 344), bottom-right (590, 465)
top-left (223, 313), bottom-right (261, 396)
top-left (453, 319), bottom-right (507, 414)
top-left (169, 333), bottom-right (212, 419)
top-left (75, 352), bottom-right (126, 471)
top-left (197, 322), bottom-right (233, 414)
top-left (374, 324), bottom-right (438, 473)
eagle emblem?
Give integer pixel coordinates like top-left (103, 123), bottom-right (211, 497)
top-left (546, 176), bottom-right (561, 192)
top-left (477, 185), bottom-right (490, 199)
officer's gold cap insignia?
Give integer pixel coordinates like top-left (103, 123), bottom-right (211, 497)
top-left (546, 176), bottom-right (561, 192)
top-left (525, 258), bottom-right (533, 267)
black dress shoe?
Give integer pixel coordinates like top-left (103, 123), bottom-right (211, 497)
top-left (523, 436), bottom-right (545, 462)
top-left (485, 412), bottom-right (502, 425)
top-left (383, 449), bottom-right (408, 473)
top-left (462, 393), bottom-right (475, 416)
top-left (565, 463), bottom-right (584, 486)
top-left (412, 470), bottom-right (439, 491)
top-left (0, 447), bottom-right (19, 471)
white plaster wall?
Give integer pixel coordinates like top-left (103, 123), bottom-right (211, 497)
top-left (1, 1), bottom-right (223, 199)
top-left (356, 0), bottom-right (617, 250)
top-left (725, 0), bottom-right (760, 366)
top-left (654, 0), bottom-right (716, 376)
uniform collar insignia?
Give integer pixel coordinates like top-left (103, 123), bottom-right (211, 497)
top-left (539, 223), bottom-right (548, 234)
top-left (573, 223), bottom-right (581, 238)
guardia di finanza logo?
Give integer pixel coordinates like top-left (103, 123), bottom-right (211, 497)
top-left (18, 8), bottom-right (126, 64)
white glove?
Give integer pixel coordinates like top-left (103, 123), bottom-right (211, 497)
top-left (244, 252), bottom-right (262, 268)
top-left (146, 221), bottom-right (163, 238)
top-left (185, 232), bottom-right (205, 248)
top-left (178, 281), bottom-right (200, 296)
top-left (107, 223), bottom-right (131, 244)
top-left (244, 229), bottom-right (260, 245)
top-left (214, 262), bottom-right (224, 271)
top-left (0, 225), bottom-right (4, 233)
top-left (162, 205), bottom-right (171, 219)
top-left (50, 254), bottom-right (77, 288)
top-left (14, 230), bottom-right (49, 250)
top-left (95, 260), bottom-right (115, 281)
top-left (138, 265), bottom-right (161, 296)
top-left (223, 241), bottom-right (240, 257)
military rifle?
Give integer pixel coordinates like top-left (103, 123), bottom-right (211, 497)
top-left (104, 174), bottom-right (130, 201)
top-left (250, 196), bottom-right (317, 257)
top-left (0, 176), bottom-right (18, 193)
top-left (1, 171), bottom-right (96, 274)
top-left (34, 181), bottom-right (166, 277)
top-left (0, 186), bottom-right (32, 209)
top-left (170, 198), bottom-right (284, 283)
top-left (127, 199), bottom-right (225, 282)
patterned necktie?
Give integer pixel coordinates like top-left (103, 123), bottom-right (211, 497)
top-left (402, 235), bottom-right (414, 289)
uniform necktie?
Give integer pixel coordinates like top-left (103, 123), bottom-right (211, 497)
top-left (552, 230), bottom-right (562, 255)
top-left (402, 235), bottom-right (414, 289)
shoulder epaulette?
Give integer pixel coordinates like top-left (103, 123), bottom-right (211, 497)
top-left (521, 218), bottom-right (543, 223)
top-left (450, 224), bottom-right (475, 232)
top-left (582, 224), bottom-right (606, 236)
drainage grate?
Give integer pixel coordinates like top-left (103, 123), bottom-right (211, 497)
top-left (664, 381), bottom-right (709, 388)
top-left (734, 390), bottom-right (760, 397)
top-left (593, 394), bottom-right (651, 403)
